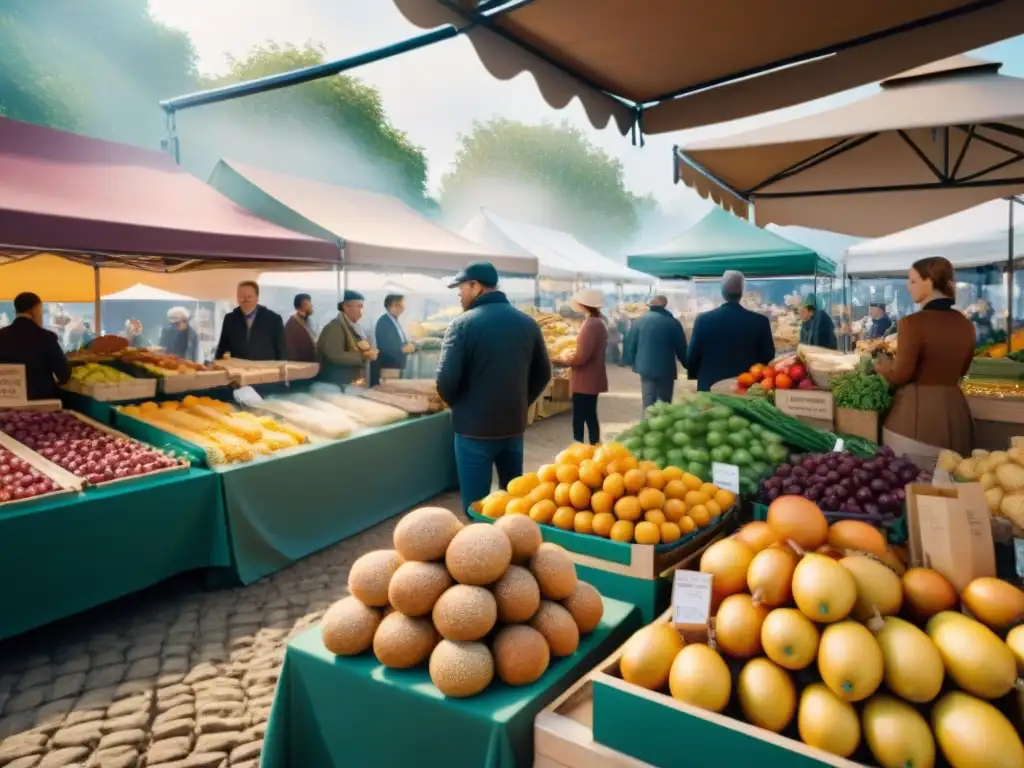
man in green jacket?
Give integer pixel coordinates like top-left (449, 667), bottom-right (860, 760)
top-left (316, 290), bottom-right (378, 386)
top-left (798, 296), bottom-right (838, 349)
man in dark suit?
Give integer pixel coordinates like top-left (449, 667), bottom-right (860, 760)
top-left (622, 295), bottom-right (689, 410)
top-left (0, 292), bottom-right (71, 399)
top-left (215, 280), bottom-right (286, 361)
top-left (686, 271), bottom-right (775, 391)
top-left (371, 294), bottom-right (416, 386)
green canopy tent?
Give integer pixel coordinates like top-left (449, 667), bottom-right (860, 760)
top-left (628, 207), bottom-right (836, 278)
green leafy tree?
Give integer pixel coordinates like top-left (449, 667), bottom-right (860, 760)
top-left (0, 0), bottom-right (198, 147)
top-left (195, 42), bottom-right (432, 212)
top-left (441, 118), bottom-right (642, 252)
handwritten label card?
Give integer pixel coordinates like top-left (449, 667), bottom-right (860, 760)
top-left (671, 570), bottom-right (713, 629)
top-left (712, 462), bottom-right (740, 494)
top-left (0, 365), bottom-right (27, 407)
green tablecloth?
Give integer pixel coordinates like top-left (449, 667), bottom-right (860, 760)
top-left (0, 468), bottom-right (229, 640)
top-left (218, 411), bottom-right (457, 585)
top-left (260, 597), bottom-right (640, 768)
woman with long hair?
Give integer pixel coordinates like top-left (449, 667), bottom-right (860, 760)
top-left (559, 289), bottom-right (608, 445)
top-left (874, 257), bottom-right (975, 467)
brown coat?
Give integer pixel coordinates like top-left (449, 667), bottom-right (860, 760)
top-left (881, 300), bottom-right (975, 455)
top-left (284, 314), bottom-right (317, 362)
top-left (565, 316), bottom-right (609, 395)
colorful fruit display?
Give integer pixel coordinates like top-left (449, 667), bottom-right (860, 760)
top-left (941, 444), bottom-right (1024, 524)
top-left (320, 508), bottom-right (604, 698)
top-left (736, 358), bottom-right (812, 395)
top-left (756, 447), bottom-right (931, 517)
top-left (69, 363), bottom-right (136, 385)
top-left (0, 410), bottom-right (183, 484)
top-left (120, 396), bottom-right (307, 465)
top-left (473, 442), bottom-right (736, 545)
top-left (0, 446), bottom-right (62, 502)
top-left (117, 349), bottom-right (209, 375)
top-left (617, 395), bottom-right (791, 491)
top-left (612, 495), bottom-right (1024, 768)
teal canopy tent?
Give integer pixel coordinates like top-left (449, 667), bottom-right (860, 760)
top-left (628, 207), bottom-right (836, 279)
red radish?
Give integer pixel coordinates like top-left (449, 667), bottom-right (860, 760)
top-left (798, 378), bottom-right (814, 390)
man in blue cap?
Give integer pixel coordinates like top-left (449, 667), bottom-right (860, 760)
top-left (437, 262), bottom-right (552, 513)
top-left (316, 289), bottom-right (378, 386)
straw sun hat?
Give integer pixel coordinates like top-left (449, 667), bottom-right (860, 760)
top-left (570, 288), bottom-right (605, 314)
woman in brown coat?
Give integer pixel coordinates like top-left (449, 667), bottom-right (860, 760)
top-left (874, 257), bottom-right (975, 467)
top-left (560, 289), bottom-right (609, 445)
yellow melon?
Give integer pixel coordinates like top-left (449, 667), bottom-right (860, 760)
top-left (619, 624), bottom-right (685, 690)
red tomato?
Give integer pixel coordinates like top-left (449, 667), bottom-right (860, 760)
top-left (737, 373), bottom-right (754, 388)
top-left (775, 373), bottom-right (793, 390)
top-left (748, 369), bottom-right (763, 383)
top-left (762, 366), bottom-right (776, 379)
top-left (789, 363), bottom-right (807, 381)
top-left (760, 377), bottom-right (775, 391)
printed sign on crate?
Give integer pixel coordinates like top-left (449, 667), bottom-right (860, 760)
top-left (0, 365), bottom-right (27, 407)
top-left (711, 462), bottom-right (740, 494)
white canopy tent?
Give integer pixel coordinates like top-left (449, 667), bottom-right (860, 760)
top-left (460, 209), bottom-right (655, 284)
top-left (257, 270), bottom-right (451, 296)
top-left (102, 284), bottom-right (200, 302)
top-left (845, 197), bottom-right (1024, 276)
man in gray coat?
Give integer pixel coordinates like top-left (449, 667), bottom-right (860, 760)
top-left (623, 295), bottom-right (688, 411)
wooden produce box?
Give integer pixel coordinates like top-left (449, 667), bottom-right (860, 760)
top-left (160, 369), bottom-right (231, 394)
top-left (213, 359), bottom-right (282, 386)
top-left (534, 545), bottom-right (720, 768)
top-left (0, 430), bottom-right (84, 508)
top-left (282, 362), bottom-right (319, 382)
top-left (834, 407), bottom-right (879, 442)
top-left (583, 609), bottom-right (866, 768)
top-left (64, 376), bottom-right (157, 403)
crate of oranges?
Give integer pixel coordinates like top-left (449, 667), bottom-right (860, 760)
top-left (469, 441), bottom-right (737, 582)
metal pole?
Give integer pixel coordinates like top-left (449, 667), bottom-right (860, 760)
top-left (1009, 197), bottom-right (1015, 347)
top-left (93, 262), bottom-right (102, 333)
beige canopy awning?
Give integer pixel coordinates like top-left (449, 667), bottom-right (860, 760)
top-left (674, 56), bottom-right (1024, 236)
top-left (208, 160), bottom-right (537, 276)
top-left (392, 0), bottom-right (1024, 135)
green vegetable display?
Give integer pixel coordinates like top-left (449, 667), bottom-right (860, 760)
top-left (829, 371), bottom-right (894, 413)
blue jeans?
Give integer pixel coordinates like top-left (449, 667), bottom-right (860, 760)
top-left (641, 377), bottom-right (674, 412)
top-left (454, 434), bottom-right (525, 513)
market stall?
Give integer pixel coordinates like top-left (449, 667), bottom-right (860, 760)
top-left (628, 207), bottom-right (837, 350)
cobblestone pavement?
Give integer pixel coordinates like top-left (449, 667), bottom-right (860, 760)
top-left (0, 367), bottom-right (670, 768)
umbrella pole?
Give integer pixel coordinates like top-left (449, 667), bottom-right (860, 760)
top-left (534, 277), bottom-right (540, 310)
top-left (1009, 198), bottom-right (1015, 348)
top-left (93, 262), bottom-right (102, 334)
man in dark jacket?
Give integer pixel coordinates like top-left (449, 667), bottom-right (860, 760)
top-left (215, 280), bottom-right (286, 361)
top-left (437, 262), bottom-right (551, 513)
top-left (623, 295), bottom-right (688, 410)
top-left (865, 303), bottom-right (894, 340)
top-left (159, 307), bottom-right (200, 362)
top-left (686, 271), bottom-right (775, 392)
top-left (798, 296), bottom-right (838, 349)
top-left (284, 293), bottom-right (317, 362)
top-left (371, 293), bottom-right (416, 386)
top-left (0, 292), bottom-right (71, 400)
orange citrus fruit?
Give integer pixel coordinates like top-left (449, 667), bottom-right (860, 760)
top-left (637, 460), bottom-right (658, 472)
top-left (528, 482), bottom-right (556, 505)
top-left (646, 470), bottom-right (667, 490)
top-left (679, 516), bottom-right (696, 534)
top-left (554, 482), bottom-right (572, 507)
top-left (705, 499), bottom-right (722, 518)
top-left (684, 490), bottom-right (710, 508)
top-left (575, 443), bottom-right (597, 460)
top-left (555, 449), bottom-right (582, 466)
top-left (537, 463), bottom-right (558, 483)
top-left (529, 499), bottom-right (557, 524)
top-left (552, 506), bottom-right (576, 530)
top-left (578, 461), bottom-right (605, 489)
top-left (689, 505), bottom-right (711, 528)
top-left (603, 473), bottom-right (626, 499)
top-left (664, 479), bottom-right (687, 500)
top-left (644, 509), bottom-right (666, 525)
top-left (592, 512), bottom-right (616, 538)
top-left (573, 510), bottom-right (595, 535)
top-left (555, 463), bottom-right (579, 484)
top-left (681, 473), bottom-right (703, 492)
top-left (714, 489), bottom-right (736, 510)
top-left (505, 498), bottom-right (531, 516)
top-left (700, 482), bottom-right (719, 498)
top-left (610, 520), bottom-right (634, 543)
top-left (482, 494), bottom-right (511, 518)
top-left (591, 490), bottom-right (614, 516)
top-left (662, 466), bottom-right (684, 483)
top-left (638, 487), bottom-right (666, 512)
top-left (507, 473), bottom-right (540, 497)
top-left (623, 469), bottom-right (647, 494)
top-left (614, 496), bottom-right (642, 522)
top-left (660, 522), bottom-right (682, 543)
top-left (569, 481), bottom-right (592, 510)
top-left (663, 498), bottom-right (686, 522)
top-left (634, 521), bottom-right (660, 545)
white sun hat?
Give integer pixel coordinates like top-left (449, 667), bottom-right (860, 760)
top-left (570, 288), bottom-right (605, 311)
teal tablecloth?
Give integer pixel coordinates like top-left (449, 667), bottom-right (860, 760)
top-left (217, 411), bottom-right (457, 585)
top-left (260, 597), bottom-right (641, 768)
top-left (0, 468), bottom-right (229, 640)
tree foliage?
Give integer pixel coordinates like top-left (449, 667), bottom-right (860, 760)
top-left (440, 118), bottom-right (642, 252)
top-left (197, 42), bottom-right (432, 211)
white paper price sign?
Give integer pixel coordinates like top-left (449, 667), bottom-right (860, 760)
top-left (672, 570), bottom-right (713, 627)
top-left (834, 438), bottom-right (846, 453)
top-left (0, 364), bottom-right (27, 407)
top-left (711, 462), bottom-right (740, 494)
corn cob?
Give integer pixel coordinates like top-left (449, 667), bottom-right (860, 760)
top-left (151, 409), bottom-right (219, 434)
top-left (187, 405), bottom-right (262, 443)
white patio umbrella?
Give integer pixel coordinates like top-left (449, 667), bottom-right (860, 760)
top-left (674, 56), bottom-right (1024, 237)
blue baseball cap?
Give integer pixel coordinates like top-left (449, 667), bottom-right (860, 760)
top-left (448, 262), bottom-right (498, 289)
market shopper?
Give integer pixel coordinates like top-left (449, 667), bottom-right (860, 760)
top-left (437, 262), bottom-right (551, 513)
top-left (874, 257), bottom-right (975, 466)
top-left (159, 307), bottom-right (200, 362)
top-left (371, 293), bottom-right (416, 386)
top-left (798, 297), bottom-right (838, 349)
top-left (317, 289), bottom-right (378, 387)
top-left (0, 292), bottom-right (71, 399)
top-left (558, 289), bottom-right (608, 445)
top-left (968, 297), bottom-right (997, 344)
top-left (865, 303), bottom-right (894, 340)
top-left (284, 293), bottom-right (317, 362)
top-left (686, 271), bottom-right (775, 392)
top-left (215, 280), bottom-right (287, 361)
top-left (623, 295), bottom-right (688, 409)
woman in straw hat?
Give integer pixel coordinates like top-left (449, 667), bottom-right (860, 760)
top-left (557, 288), bottom-right (609, 445)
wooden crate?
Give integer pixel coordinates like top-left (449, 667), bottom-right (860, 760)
top-left (0, 399), bottom-right (62, 413)
top-left (0, 431), bottom-right (84, 508)
top-left (64, 376), bottom-right (157, 402)
top-left (213, 359), bottom-right (282, 385)
top-left (834, 407), bottom-right (879, 442)
top-left (160, 369), bottom-right (231, 394)
top-left (282, 362), bottom-right (319, 382)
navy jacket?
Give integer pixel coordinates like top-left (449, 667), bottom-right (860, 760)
top-left (436, 292), bottom-right (551, 439)
top-left (215, 305), bottom-right (286, 361)
top-left (866, 315), bottom-right (893, 340)
top-left (0, 317), bottom-right (71, 400)
top-left (800, 311), bottom-right (838, 349)
top-left (622, 306), bottom-right (688, 381)
top-left (686, 301), bottom-right (775, 391)
top-left (372, 313), bottom-right (409, 376)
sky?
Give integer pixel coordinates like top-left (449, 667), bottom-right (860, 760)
top-left (147, 0), bottom-right (1024, 220)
